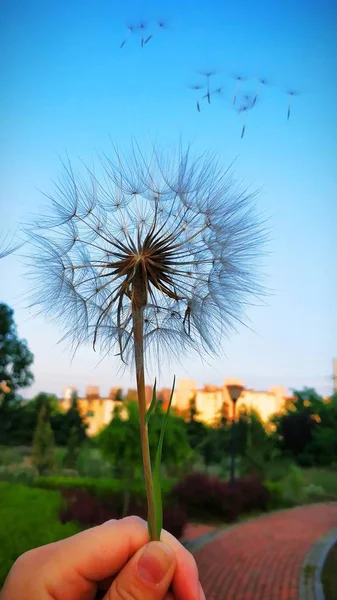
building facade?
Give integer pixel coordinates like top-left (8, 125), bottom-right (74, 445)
top-left (61, 379), bottom-right (289, 436)
top-left (172, 378), bottom-right (288, 425)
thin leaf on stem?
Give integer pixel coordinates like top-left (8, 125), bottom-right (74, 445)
top-left (152, 375), bottom-right (176, 539)
top-left (146, 378), bottom-right (157, 425)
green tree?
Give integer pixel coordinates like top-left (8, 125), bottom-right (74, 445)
top-left (52, 391), bottom-right (88, 446)
top-left (62, 392), bottom-right (88, 467)
top-left (0, 303), bottom-right (34, 444)
top-left (115, 388), bottom-right (124, 402)
top-left (239, 409), bottom-right (272, 477)
top-left (63, 426), bottom-right (81, 470)
top-left (273, 389), bottom-right (337, 467)
top-left (32, 404), bottom-right (55, 475)
top-left (98, 401), bottom-right (192, 480)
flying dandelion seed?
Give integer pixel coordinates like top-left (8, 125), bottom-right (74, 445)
top-left (144, 19), bottom-right (167, 45)
top-left (188, 84), bottom-right (206, 112)
top-left (252, 76), bottom-right (269, 106)
top-left (119, 24), bottom-right (136, 49)
top-left (237, 94), bottom-right (256, 138)
top-left (232, 74), bottom-right (247, 105)
top-left (138, 21), bottom-right (148, 47)
top-left (26, 142), bottom-right (266, 541)
top-left (199, 70), bottom-right (217, 104)
top-left (202, 86), bottom-right (223, 102)
top-left (286, 89), bottom-right (299, 121)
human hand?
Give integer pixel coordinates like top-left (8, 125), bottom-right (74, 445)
top-left (1, 516), bottom-right (205, 600)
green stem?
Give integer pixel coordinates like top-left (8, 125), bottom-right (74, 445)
top-left (132, 307), bottom-right (157, 541)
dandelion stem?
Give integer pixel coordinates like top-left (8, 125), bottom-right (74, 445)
top-left (132, 277), bottom-right (157, 541)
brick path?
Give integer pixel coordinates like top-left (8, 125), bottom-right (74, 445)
top-left (183, 523), bottom-right (216, 542)
top-left (193, 504), bottom-right (337, 600)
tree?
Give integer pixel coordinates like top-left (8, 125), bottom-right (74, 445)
top-left (32, 404), bottom-right (55, 475)
top-left (0, 303), bottom-right (34, 444)
top-left (0, 303), bottom-right (34, 398)
top-left (98, 401), bottom-right (192, 479)
top-left (273, 389), bottom-right (337, 467)
top-left (62, 392), bottom-right (88, 467)
top-left (52, 391), bottom-right (88, 446)
top-left (239, 409), bottom-right (272, 477)
top-left (187, 394), bottom-right (198, 422)
top-left (115, 388), bottom-right (124, 402)
top-left (63, 426), bottom-right (82, 470)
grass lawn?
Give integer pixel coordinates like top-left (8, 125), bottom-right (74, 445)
top-left (321, 542), bottom-right (337, 600)
top-left (0, 482), bottom-right (81, 588)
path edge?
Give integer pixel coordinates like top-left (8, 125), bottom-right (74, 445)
top-left (298, 525), bottom-right (337, 600)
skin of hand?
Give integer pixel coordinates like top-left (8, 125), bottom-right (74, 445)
top-left (1, 516), bottom-right (206, 600)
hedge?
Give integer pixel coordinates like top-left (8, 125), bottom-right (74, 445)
top-left (32, 475), bottom-right (176, 500)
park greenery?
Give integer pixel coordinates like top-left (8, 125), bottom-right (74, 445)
top-left (1, 300), bottom-right (337, 587)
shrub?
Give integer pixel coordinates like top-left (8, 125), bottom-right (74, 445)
top-left (0, 465), bottom-right (38, 485)
top-left (303, 484), bottom-right (327, 501)
top-left (173, 472), bottom-right (239, 522)
top-left (265, 481), bottom-right (289, 509)
top-left (0, 482), bottom-right (80, 587)
top-left (60, 488), bottom-right (187, 539)
top-left (231, 476), bottom-right (270, 512)
top-left (173, 473), bottom-right (269, 522)
top-left (0, 446), bottom-right (22, 466)
top-left (301, 468), bottom-right (337, 498)
top-left (281, 463), bottom-right (305, 505)
top-left (33, 475), bottom-right (176, 501)
top-left (75, 446), bottom-right (113, 478)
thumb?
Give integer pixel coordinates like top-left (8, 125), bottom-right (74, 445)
top-left (105, 541), bottom-right (176, 600)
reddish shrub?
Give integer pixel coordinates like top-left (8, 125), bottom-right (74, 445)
top-left (60, 489), bottom-right (114, 526)
top-left (60, 489), bottom-right (187, 539)
top-left (162, 503), bottom-right (188, 539)
top-left (172, 473), bottom-right (241, 522)
top-left (231, 477), bottom-right (270, 513)
top-left (173, 473), bottom-right (270, 522)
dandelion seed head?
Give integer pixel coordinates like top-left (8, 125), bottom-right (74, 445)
top-left (27, 144), bottom-right (266, 367)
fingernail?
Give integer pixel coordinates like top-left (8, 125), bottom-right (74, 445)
top-left (199, 582), bottom-right (206, 600)
top-left (137, 542), bottom-right (174, 585)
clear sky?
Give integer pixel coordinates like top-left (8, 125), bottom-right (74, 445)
top-left (1, 0), bottom-right (336, 398)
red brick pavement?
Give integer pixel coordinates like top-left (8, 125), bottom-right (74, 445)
top-left (183, 523), bottom-right (216, 542)
top-left (194, 503), bottom-right (337, 600)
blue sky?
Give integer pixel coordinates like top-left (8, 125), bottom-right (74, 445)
top-left (1, 0), bottom-right (336, 398)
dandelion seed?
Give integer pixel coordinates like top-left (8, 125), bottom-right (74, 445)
top-left (232, 74), bottom-right (247, 105)
top-left (286, 89), bottom-right (299, 121)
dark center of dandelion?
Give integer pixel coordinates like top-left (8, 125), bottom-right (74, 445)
top-left (107, 231), bottom-right (181, 311)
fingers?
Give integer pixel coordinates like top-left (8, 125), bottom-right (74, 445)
top-left (160, 529), bottom-right (204, 600)
top-left (46, 516), bottom-right (202, 600)
top-left (44, 516), bottom-right (149, 599)
top-left (104, 541), bottom-right (176, 600)
top-left (2, 516), bottom-right (204, 600)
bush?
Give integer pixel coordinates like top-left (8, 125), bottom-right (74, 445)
top-left (173, 472), bottom-right (239, 522)
top-left (0, 465), bottom-right (38, 485)
top-left (0, 446), bottom-right (23, 466)
top-left (173, 473), bottom-right (270, 523)
top-left (265, 481), bottom-right (290, 509)
top-left (301, 468), bottom-right (337, 498)
top-left (0, 482), bottom-right (80, 587)
top-left (32, 475), bottom-right (176, 501)
top-left (281, 464), bottom-right (305, 505)
top-left (60, 488), bottom-right (187, 539)
top-left (303, 484), bottom-right (327, 501)
top-left (75, 446), bottom-right (113, 478)
top-left (231, 476), bottom-right (270, 513)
